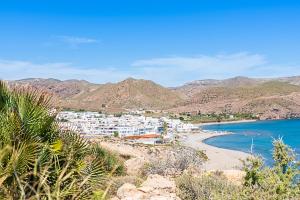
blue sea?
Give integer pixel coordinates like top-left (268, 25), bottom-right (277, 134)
top-left (202, 119), bottom-right (300, 165)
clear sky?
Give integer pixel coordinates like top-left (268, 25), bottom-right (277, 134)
top-left (1, 0), bottom-right (300, 86)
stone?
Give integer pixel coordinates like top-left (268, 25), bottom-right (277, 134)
top-left (125, 157), bottom-right (147, 176)
top-left (117, 183), bottom-right (146, 200)
top-left (115, 175), bottom-right (180, 200)
top-left (141, 174), bottom-right (176, 193)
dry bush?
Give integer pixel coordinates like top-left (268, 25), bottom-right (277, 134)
top-left (142, 146), bottom-right (205, 176)
top-left (176, 173), bottom-right (242, 200)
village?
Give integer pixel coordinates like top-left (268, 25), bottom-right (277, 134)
top-left (56, 111), bottom-right (200, 144)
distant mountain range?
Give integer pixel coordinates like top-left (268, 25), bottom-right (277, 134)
top-left (8, 76), bottom-right (300, 119)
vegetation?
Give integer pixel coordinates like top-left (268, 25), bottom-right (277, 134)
top-left (113, 113), bottom-right (122, 117)
top-left (162, 122), bottom-right (168, 135)
top-left (142, 146), bottom-right (205, 177)
top-left (0, 81), bottom-right (124, 199)
top-left (176, 138), bottom-right (300, 200)
top-left (176, 172), bottom-right (241, 200)
top-left (113, 131), bottom-right (119, 138)
top-left (241, 138), bottom-right (300, 199)
top-left (178, 112), bottom-right (258, 123)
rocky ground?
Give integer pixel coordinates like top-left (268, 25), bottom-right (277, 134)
top-left (112, 174), bottom-right (179, 200)
top-left (91, 137), bottom-right (246, 199)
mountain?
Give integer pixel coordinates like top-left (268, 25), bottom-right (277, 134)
top-left (175, 76), bottom-right (266, 97)
top-left (13, 78), bottom-right (99, 99)
top-left (277, 76), bottom-right (300, 86)
top-left (8, 76), bottom-right (300, 119)
top-left (10, 78), bottom-right (184, 112)
top-left (176, 76), bottom-right (300, 96)
top-left (171, 78), bottom-right (300, 119)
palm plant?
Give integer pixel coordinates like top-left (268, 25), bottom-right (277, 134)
top-left (0, 81), bottom-right (124, 199)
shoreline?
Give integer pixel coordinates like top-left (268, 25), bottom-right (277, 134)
top-left (180, 130), bottom-right (251, 171)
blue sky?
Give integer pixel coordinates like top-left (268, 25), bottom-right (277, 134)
top-left (1, 0), bottom-right (300, 86)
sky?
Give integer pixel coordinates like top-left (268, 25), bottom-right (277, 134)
top-left (0, 0), bottom-right (300, 86)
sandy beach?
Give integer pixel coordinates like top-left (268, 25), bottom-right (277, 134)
top-left (180, 131), bottom-right (251, 171)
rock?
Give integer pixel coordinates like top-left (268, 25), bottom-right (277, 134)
top-left (115, 174), bottom-right (180, 200)
top-left (125, 157), bottom-right (147, 175)
top-left (141, 174), bottom-right (176, 193)
top-left (117, 183), bottom-right (146, 200)
top-left (138, 186), bottom-right (154, 193)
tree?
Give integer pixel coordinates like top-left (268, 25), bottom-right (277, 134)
top-left (113, 131), bottom-right (119, 137)
top-left (163, 122), bottom-right (168, 135)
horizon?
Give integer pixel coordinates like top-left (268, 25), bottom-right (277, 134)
top-left (1, 0), bottom-right (300, 86)
top-left (7, 74), bottom-right (300, 87)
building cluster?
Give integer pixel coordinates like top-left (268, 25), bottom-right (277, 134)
top-left (56, 111), bottom-right (199, 138)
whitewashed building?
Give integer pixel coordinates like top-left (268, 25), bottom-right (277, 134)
top-left (57, 111), bottom-right (198, 137)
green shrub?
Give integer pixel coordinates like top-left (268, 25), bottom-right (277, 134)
top-left (241, 138), bottom-right (300, 200)
top-left (176, 138), bottom-right (300, 200)
top-left (113, 131), bottom-right (119, 137)
top-left (0, 81), bottom-right (124, 199)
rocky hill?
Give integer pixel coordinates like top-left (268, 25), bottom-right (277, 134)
top-left (8, 76), bottom-right (300, 119)
top-left (10, 78), bottom-right (184, 112)
top-left (175, 76), bottom-right (300, 97)
top-left (172, 78), bottom-right (300, 119)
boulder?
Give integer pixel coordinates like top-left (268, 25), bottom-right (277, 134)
top-left (117, 183), bottom-right (147, 200)
top-left (125, 157), bottom-right (147, 175)
top-left (115, 174), bottom-right (180, 200)
top-left (140, 174), bottom-right (176, 193)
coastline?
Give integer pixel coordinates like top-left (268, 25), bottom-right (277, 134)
top-left (180, 130), bottom-right (251, 171)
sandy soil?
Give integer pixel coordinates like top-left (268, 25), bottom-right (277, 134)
top-left (180, 131), bottom-right (250, 170)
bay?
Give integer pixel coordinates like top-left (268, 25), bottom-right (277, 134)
top-left (203, 119), bottom-right (300, 165)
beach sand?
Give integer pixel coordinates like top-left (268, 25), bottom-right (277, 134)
top-left (180, 131), bottom-right (250, 171)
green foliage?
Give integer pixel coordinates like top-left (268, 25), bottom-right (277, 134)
top-left (113, 113), bottom-right (122, 117)
top-left (0, 81), bottom-right (124, 199)
top-left (176, 138), bottom-right (300, 200)
top-left (242, 138), bottom-right (300, 199)
top-left (90, 144), bottom-right (124, 176)
top-left (272, 138), bottom-right (296, 174)
top-left (162, 122), bottom-right (168, 135)
top-left (196, 150), bottom-right (209, 161)
top-left (242, 156), bottom-right (264, 187)
top-left (113, 131), bottom-right (119, 138)
top-left (178, 112), bottom-right (257, 123)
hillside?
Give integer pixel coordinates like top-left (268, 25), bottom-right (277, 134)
top-left (176, 76), bottom-right (300, 97)
top-left (12, 78), bottom-right (99, 98)
top-left (10, 78), bottom-right (184, 112)
top-left (171, 80), bottom-right (300, 119)
top-left (8, 76), bottom-right (300, 119)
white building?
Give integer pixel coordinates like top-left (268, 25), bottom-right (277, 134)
top-left (56, 111), bottom-right (198, 137)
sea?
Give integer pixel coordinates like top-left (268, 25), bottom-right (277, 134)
top-left (202, 119), bottom-right (300, 166)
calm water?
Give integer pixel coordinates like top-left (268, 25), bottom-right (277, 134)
top-left (203, 119), bottom-right (300, 165)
